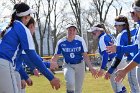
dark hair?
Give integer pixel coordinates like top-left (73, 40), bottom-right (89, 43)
top-left (94, 23), bottom-right (107, 32)
top-left (134, 0), bottom-right (140, 7)
top-left (26, 17), bottom-right (35, 28)
top-left (115, 15), bottom-right (131, 45)
top-left (1, 2), bottom-right (30, 37)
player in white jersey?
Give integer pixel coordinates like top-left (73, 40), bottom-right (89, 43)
top-left (14, 17), bottom-right (37, 93)
top-left (0, 2), bottom-right (60, 93)
top-left (51, 24), bottom-right (97, 93)
top-left (106, 0), bottom-right (140, 87)
top-left (88, 23), bottom-right (126, 93)
top-left (105, 15), bottom-right (140, 93)
top-left (15, 17), bottom-right (58, 93)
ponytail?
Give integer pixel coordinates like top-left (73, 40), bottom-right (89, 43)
top-left (1, 11), bottom-right (17, 37)
top-left (1, 2), bottom-right (30, 37)
top-left (124, 21), bottom-right (131, 45)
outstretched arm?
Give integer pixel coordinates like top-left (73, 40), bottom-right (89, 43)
top-left (83, 52), bottom-right (97, 78)
top-left (116, 44), bottom-right (138, 54)
top-left (25, 50), bottom-right (60, 90)
top-left (115, 61), bottom-right (138, 82)
top-left (115, 50), bottom-right (140, 82)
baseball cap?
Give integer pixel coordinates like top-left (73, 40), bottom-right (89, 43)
top-left (66, 24), bottom-right (77, 29)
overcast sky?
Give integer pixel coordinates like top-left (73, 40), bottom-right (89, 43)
top-left (0, 0), bottom-right (133, 32)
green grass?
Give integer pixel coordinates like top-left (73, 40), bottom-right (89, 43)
top-left (26, 72), bottom-right (130, 93)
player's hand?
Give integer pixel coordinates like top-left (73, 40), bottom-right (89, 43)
top-left (21, 80), bottom-right (26, 89)
top-left (50, 62), bottom-right (59, 71)
top-left (50, 77), bottom-right (60, 90)
top-left (97, 69), bottom-right (104, 77)
top-left (33, 68), bottom-right (40, 77)
top-left (115, 69), bottom-right (126, 83)
top-left (104, 72), bottom-right (111, 80)
top-left (106, 43), bottom-right (116, 54)
top-left (26, 78), bottom-right (33, 86)
top-left (90, 68), bottom-right (98, 79)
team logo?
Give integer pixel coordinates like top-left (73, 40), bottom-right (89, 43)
top-left (61, 44), bottom-right (66, 47)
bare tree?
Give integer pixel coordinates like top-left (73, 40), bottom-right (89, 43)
top-left (69, 0), bottom-right (82, 36)
top-left (81, 8), bottom-right (98, 53)
top-left (47, 0), bottom-right (52, 55)
top-left (92, 0), bottom-right (114, 23)
top-left (33, 0), bottom-right (54, 56)
top-left (82, 8), bottom-right (98, 27)
top-left (51, 0), bottom-right (67, 52)
top-left (9, 0), bottom-right (18, 4)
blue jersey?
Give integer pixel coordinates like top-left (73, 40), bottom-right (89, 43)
top-left (18, 67), bottom-right (29, 80)
top-left (131, 28), bottom-right (137, 44)
top-left (98, 32), bottom-right (116, 69)
top-left (131, 22), bottom-right (140, 63)
top-left (15, 51), bottom-right (36, 72)
top-left (115, 29), bottom-right (133, 61)
top-left (15, 50), bottom-right (51, 70)
top-left (55, 35), bottom-right (88, 64)
top-left (116, 22), bottom-right (140, 64)
top-left (0, 20), bottom-right (54, 81)
top-left (0, 20), bottom-right (34, 62)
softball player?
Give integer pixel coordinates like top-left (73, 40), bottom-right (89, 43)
top-left (0, 2), bottom-right (60, 93)
top-left (105, 15), bottom-right (140, 93)
top-left (106, 0), bottom-right (140, 86)
top-left (15, 52), bottom-right (54, 93)
top-left (88, 23), bottom-right (126, 93)
top-left (14, 17), bottom-right (58, 93)
top-left (51, 24), bottom-right (97, 93)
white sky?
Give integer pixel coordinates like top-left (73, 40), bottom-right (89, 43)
top-left (0, 0), bottom-right (133, 19)
top-left (0, 0), bottom-right (133, 32)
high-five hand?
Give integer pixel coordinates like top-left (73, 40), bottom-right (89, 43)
top-left (115, 69), bottom-right (126, 83)
top-left (50, 77), bottom-right (60, 90)
top-left (106, 43), bottom-right (116, 54)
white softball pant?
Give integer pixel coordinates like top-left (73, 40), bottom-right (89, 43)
top-left (63, 61), bottom-right (85, 93)
top-left (137, 64), bottom-right (140, 85)
top-left (108, 59), bottom-right (126, 93)
top-left (127, 61), bottom-right (140, 93)
top-left (21, 89), bottom-right (26, 93)
top-left (0, 58), bottom-right (18, 93)
top-left (15, 71), bottom-right (26, 93)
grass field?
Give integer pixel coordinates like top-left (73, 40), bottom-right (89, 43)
top-left (26, 72), bottom-right (130, 93)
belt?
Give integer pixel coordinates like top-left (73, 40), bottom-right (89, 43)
top-left (108, 59), bottom-right (112, 62)
top-left (66, 61), bottom-right (82, 64)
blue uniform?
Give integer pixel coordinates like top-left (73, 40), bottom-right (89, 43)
top-left (55, 35), bottom-right (87, 63)
top-left (98, 33), bottom-right (116, 69)
top-left (14, 50), bottom-right (52, 93)
top-left (98, 32), bottom-right (126, 93)
top-left (108, 29), bottom-right (140, 93)
top-left (108, 29), bottom-right (133, 73)
top-left (116, 23), bottom-right (140, 62)
top-left (55, 35), bottom-right (87, 93)
top-left (116, 22), bottom-right (140, 93)
top-left (15, 51), bottom-right (51, 80)
top-left (0, 20), bottom-right (54, 81)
